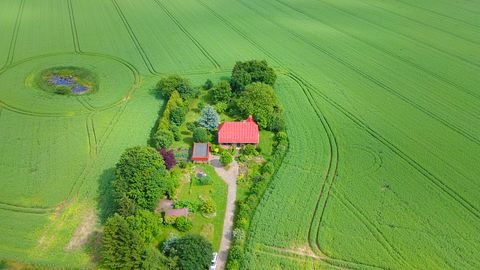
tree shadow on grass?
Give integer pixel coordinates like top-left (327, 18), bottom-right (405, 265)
top-left (97, 168), bottom-right (116, 224)
top-left (0, 260), bottom-right (6, 270)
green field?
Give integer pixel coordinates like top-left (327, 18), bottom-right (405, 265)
top-left (0, 0), bottom-right (479, 268)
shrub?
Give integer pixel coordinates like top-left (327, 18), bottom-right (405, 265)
top-left (261, 162), bottom-right (274, 175)
top-left (159, 148), bottom-right (176, 170)
top-left (196, 175), bottom-right (212, 185)
top-left (220, 151), bottom-right (233, 166)
top-left (162, 235), bottom-right (213, 270)
top-left (268, 113), bottom-right (286, 132)
top-left (157, 75), bottom-right (194, 99)
top-left (174, 200), bottom-right (200, 213)
top-left (214, 102), bottom-right (228, 114)
top-left (242, 144), bottom-right (256, 156)
top-left (192, 127), bottom-right (210, 143)
top-left (152, 129), bottom-right (174, 149)
top-left (201, 198), bottom-right (216, 214)
top-left (186, 121), bottom-right (197, 132)
top-left (203, 79), bottom-right (213, 90)
top-left (197, 101), bottom-right (205, 111)
top-left (174, 216), bottom-right (192, 232)
top-left (232, 228), bottom-right (246, 244)
top-left (170, 125), bottom-right (181, 141)
top-left (169, 106), bottom-right (186, 126)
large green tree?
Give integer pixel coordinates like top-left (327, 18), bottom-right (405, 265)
top-left (230, 60), bottom-right (277, 92)
top-left (126, 210), bottom-right (162, 243)
top-left (209, 80), bottom-right (233, 104)
top-left (162, 235), bottom-right (213, 270)
top-left (236, 82), bottom-right (282, 129)
top-left (114, 146), bottom-right (168, 211)
top-left (101, 214), bottom-right (146, 270)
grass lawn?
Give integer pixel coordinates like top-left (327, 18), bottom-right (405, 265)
top-left (259, 130), bottom-right (275, 158)
top-left (157, 164), bottom-right (227, 250)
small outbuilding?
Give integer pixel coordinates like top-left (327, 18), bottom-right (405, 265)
top-left (218, 115), bottom-right (259, 146)
top-left (192, 142), bottom-right (210, 163)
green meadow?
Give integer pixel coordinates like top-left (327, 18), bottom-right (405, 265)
top-left (0, 0), bottom-right (479, 269)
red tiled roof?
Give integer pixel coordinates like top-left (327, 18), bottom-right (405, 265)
top-left (218, 116), bottom-right (259, 144)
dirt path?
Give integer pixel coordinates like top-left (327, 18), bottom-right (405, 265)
top-left (211, 156), bottom-right (239, 270)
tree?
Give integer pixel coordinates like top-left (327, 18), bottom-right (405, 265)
top-left (157, 75), bottom-right (194, 99)
top-left (198, 105), bottom-right (220, 131)
top-left (230, 60), bottom-right (277, 92)
top-left (203, 79), bottom-right (213, 90)
top-left (236, 82), bottom-right (281, 129)
top-left (220, 151), bottom-right (233, 166)
top-left (159, 148), bottom-right (176, 170)
top-left (209, 80), bottom-right (233, 104)
top-left (143, 247), bottom-right (172, 270)
top-left (126, 210), bottom-right (162, 243)
top-left (101, 214), bottom-right (146, 269)
top-left (114, 146), bottom-right (168, 211)
top-left (192, 127), bottom-right (210, 143)
top-left (162, 235), bottom-right (213, 270)
top-left (169, 106), bottom-right (186, 126)
top-left (152, 129), bottom-right (174, 149)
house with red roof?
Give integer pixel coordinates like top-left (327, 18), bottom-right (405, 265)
top-left (218, 115), bottom-right (259, 147)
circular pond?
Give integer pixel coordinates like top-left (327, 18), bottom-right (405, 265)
top-left (37, 66), bottom-right (98, 95)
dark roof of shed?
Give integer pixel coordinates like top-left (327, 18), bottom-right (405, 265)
top-left (192, 143), bottom-right (209, 158)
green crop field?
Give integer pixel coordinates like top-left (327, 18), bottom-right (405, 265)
top-left (0, 0), bottom-right (479, 269)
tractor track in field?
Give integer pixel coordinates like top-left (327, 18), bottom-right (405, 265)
top-left (288, 72), bottom-right (410, 269)
top-left (334, 192), bottom-right (410, 267)
top-left (254, 246), bottom-right (352, 270)
top-left (2, 0), bottom-right (25, 70)
top-left (316, 0), bottom-right (480, 69)
top-left (285, 73), bottom-right (339, 252)
top-left (361, 0), bottom-right (480, 45)
top-left (247, 0), bottom-right (480, 147)
top-left (393, 0), bottom-right (480, 29)
top-left (298, 74), bottom-right (480, 222)
top-left (0, 201), bottom-right (54, 215)
top-left (257, 244), bottom-right (389, 270)
top-left (111, 0), bottom-right (159, 75)
top-left (152, 0), bottom-right (221, 71)
top-left (67, 0), bottom-right (81, 54)
top-left (271, 0), bottom-right (480, 104)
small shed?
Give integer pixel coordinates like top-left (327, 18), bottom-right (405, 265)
top-left (192, 142), bottom-right (210, 163)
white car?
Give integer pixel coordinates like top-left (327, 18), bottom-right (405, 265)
top-left (210, 252), bottom-right (218, 270)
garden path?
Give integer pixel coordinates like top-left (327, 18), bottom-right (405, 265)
top-left (210, 156), bottom-right (239, 270)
